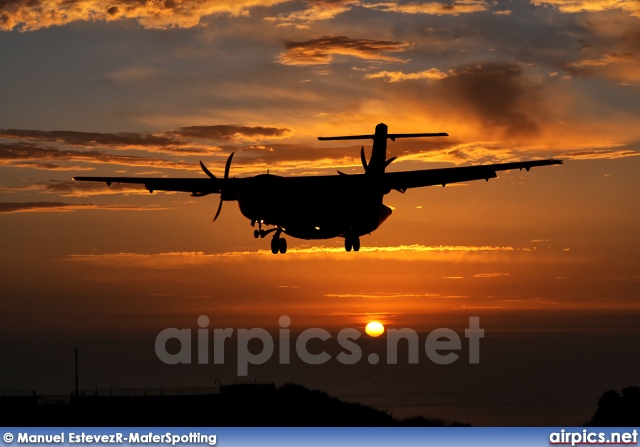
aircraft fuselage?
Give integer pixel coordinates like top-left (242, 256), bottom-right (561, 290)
top-left (235, 174), bottom-right (392, 240)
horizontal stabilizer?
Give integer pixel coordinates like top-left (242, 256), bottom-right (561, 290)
top-left (318, 132), bottom-right (448, 141)
top-left (318, 134), bottom-right (376, 141)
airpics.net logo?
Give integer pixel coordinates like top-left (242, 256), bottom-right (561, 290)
top-left (155, 316), bottom-right (484, 376)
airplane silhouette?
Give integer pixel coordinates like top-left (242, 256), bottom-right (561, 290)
top-left (73, 123), bottom-right (562, 254)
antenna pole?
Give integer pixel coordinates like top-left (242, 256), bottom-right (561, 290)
top-left (75, 348), bottom-right (79, 396)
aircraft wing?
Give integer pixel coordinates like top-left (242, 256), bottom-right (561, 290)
top-left (74, 159), bottom-right (562, 195)
top-left (72, 176), bottom-right (221, 195)
top-left (383, 159), bottom-right (563, 192)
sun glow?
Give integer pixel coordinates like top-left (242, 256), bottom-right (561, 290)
top-left (365, 321), bottom-right (385, 337)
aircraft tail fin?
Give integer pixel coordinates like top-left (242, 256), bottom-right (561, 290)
top-left (318, 123), bottom-right (448, 175)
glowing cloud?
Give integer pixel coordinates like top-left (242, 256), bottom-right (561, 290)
top-left (65, 245), bottom-right (530, 267)
top-left (0, 0), bottom-right (288, 32)
top-left (365, 68), bottom-right (449, 82)
top-left (265, 0), bottom-right (357, 28)
top-left (532, 1), bottom-right (640, 17)
top-left (363, 1), bottom-right (489, 16)
top-left (0, 201), bottom-right (166, 213)
top-left (276, 36), bottom-right (410, 66)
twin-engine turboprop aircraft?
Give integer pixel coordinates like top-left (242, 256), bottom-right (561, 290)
top-left (73, 123), bottom-right (562, 254)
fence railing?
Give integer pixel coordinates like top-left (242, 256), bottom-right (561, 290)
top-left (0, 389), bottom-right (36, 397)
top-left (75, 386), bottom-right (220, 397)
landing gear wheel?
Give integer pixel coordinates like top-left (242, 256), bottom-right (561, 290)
top-left (345, 237), bottom-right (352, 252)
top-left (279, 238), bottom-right (287, 254)
top-left (253, 229), bottom-right (259, 239)
top-left (353, 236), bottom-right (360, 252)
top-left (271, 237), bottom-right (279, 254)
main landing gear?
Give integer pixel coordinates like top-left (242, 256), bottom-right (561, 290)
top-left (251, 220), bottom-right (287, 254)
top-left (345, 234), bottom-right (360, 252)
top-left (270, 234), bottom-right (287, 255)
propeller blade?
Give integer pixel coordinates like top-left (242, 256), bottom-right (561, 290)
top-left (213, 197), bottom-right (223, 222)
top-left (360, 146), bottom-right (368, 172)
top-left (224, 152), bottom-right (234, 179)
top-left (384, 156), bottom-right (397, 168)
top-left (199, 161), bottom-right (216, 179)
top-left (201, 152), bottom-right (235, 222)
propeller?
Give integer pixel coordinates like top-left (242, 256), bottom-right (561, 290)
top-left (361, 145), bottom-right (397, 173)
top-left (384, 156), bottom-right (397, 168)
top-left (360, 146), bottom-right (368, 173)
top-left (200, 152), bottom-right (234, 222)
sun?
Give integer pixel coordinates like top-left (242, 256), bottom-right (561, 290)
top-left (365, 321), bottom-right (385, 337)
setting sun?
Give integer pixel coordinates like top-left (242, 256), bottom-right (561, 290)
top-left (365, 321), bottom-right (385, 337)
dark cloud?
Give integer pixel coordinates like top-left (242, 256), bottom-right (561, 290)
top-left (0, 142), bottom-right (196, 170)
top-left (277, 36), bottom-right (410, 66)
top-left (0, 129), bottom-right (180, 147)
top-left (0, 201), bottom-right (72, 213)
top-left (35, 180), bottom-right (155, 197)
top-left (11, 162), bottom-right (94, 171)
top-left (0, 125), bottom-right (290, 154)
top-left (171, 125), bottom-right (291, 141)
top-left (0, 201), bottom-right (165, 213)
top-left (557, 16), bottom-right (640, 83)
top-left (440, 64), bottom-right (541, 137)
top-left (559, 148), bottom-right (640, 160)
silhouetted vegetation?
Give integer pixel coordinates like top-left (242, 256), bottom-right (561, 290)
top-left (588, 386), bottom-right (640, 426)
top-left (0, 383), bottom-right (467, 426)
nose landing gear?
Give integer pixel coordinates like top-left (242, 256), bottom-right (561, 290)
top-left (252, 221), bottom-right (287, 254)
top-left (252, 220), bottom-right (269, 240)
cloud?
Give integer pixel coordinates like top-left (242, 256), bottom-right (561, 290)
top-left (34, 180), bottom-right (162, 197)
top-left (0, 125), bottom-right (291, 157)
top-left (362, 63), bottom-right (548, 139)
top-left (0, 0), bottom-right (288, 32)
top-left (0, 142), bottom-right (198, 171)
top-left (396, 141), bottom-right (522, 165)
top-left (276, 36), bottom-right (410, 66)
top-left (365, 68), bottom-right (449, 82)
top-left (103, 66), bottom-right (158, 83)
top-left (265, 0), bottom-right (357, 28)
top-left (532, 1), bottom-right (640, 17)
top-left (10, 162), bottom-right (95, 171)
top-left (0, 181), bottom-right (152, 198)
top-left (559, 148), bottom-right (640, 160)
top-left (563, 52), bottom-right (640, 82)
top-left (266, 0), bottom-right (489, 28)
top-left (65, 245), bottom-right (525, 267)
top-left (0, 128), bottom-right (182, 148)
top-left (0, 140), bottom-right (373, 176)
top-left (363, 1), bottom-right (489, 16)
top-left (473, 272), bottom-right (510, 278)
top-left (171, 125), bottom-right (291, 142)
top-left (439, 64), bottom-right (542, 138)
top-left (325, 292), bottom-right (439, 298)
top-left (0, 201), bottom-right (166, 213)
top-left (324, 292), bottom-right (462, 299)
